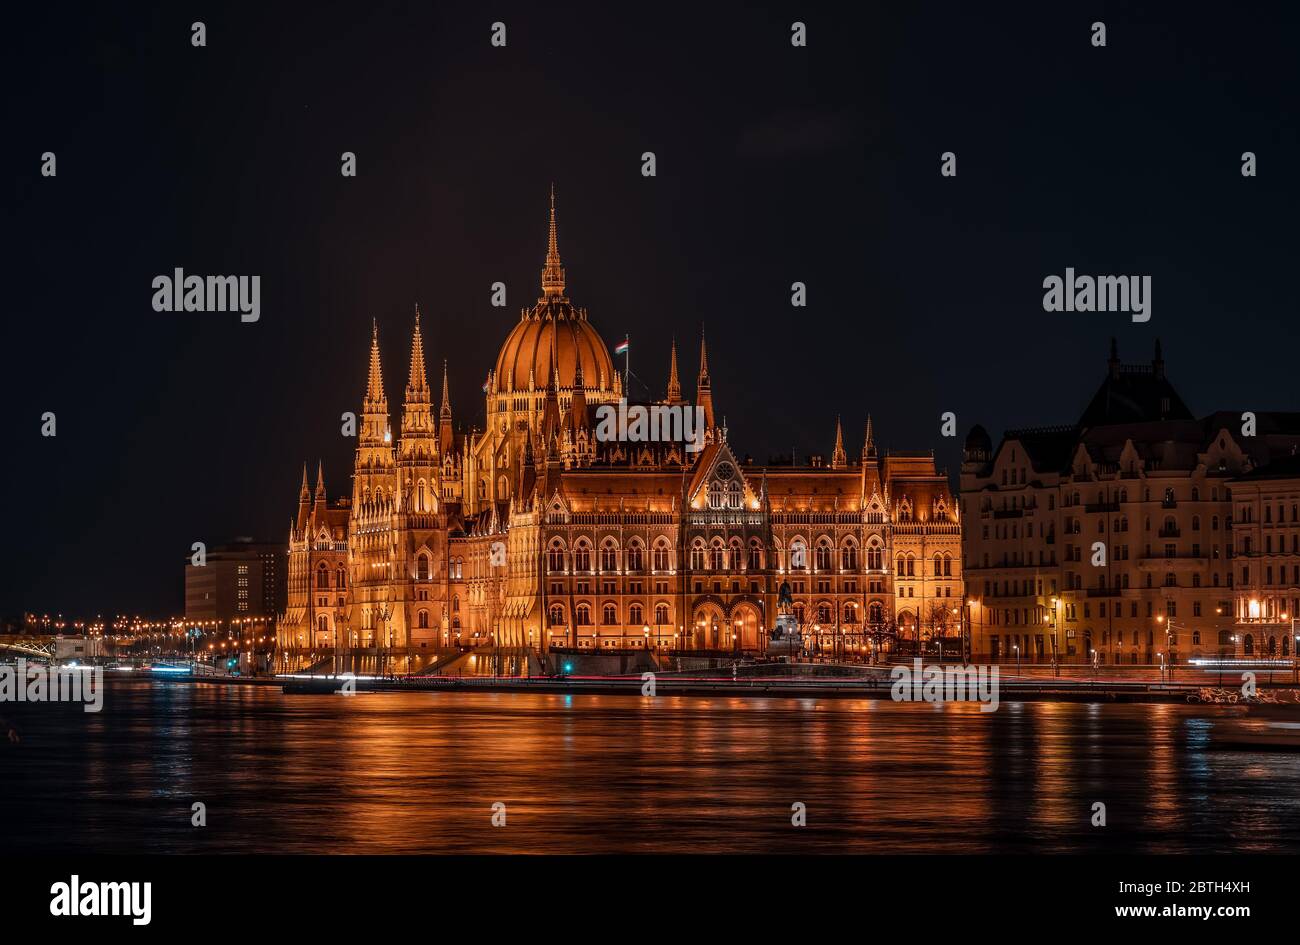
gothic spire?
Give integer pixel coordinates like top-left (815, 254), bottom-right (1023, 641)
top-left (365, 319), bottom-right (386, 407)
top-left (667, 337), bottom-right (681, 401)
top-left (862, 415), bottom-right (877, 460)
top-left (832, 416), bottom-right (846, 468)
top-left (314, 459), bottom-right (326, 499)
top-left (697, 330), bottom-right (710, 387)
top-left (406, 304), bottom-right (429, 397)
top-left (299, 463), bottom-right (310, 502)
top-left (439, 359), bottom-right (452, 419)
top-left (541, 184), bottom-right (566, 298)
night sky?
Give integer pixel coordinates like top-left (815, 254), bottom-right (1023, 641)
top-left (5, 1), bottom-right (1297, 617)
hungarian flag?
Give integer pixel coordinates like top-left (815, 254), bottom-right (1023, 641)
top-left (614, 336), bottom-right (629, 356)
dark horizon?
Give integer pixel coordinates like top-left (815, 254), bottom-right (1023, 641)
top-left (5, 1), bottom-right (1298, 617)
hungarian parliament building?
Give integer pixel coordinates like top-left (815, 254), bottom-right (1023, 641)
top-left (274, 195), bottom-right (963, 664)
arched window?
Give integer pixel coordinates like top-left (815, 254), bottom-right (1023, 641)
top-left (790, 539), bottom-right (808, 570)
top-left (816, 603), bottom-right (832, 624)
top-left (417, 610), bottom-right (429, 629)
top-left (653, 541), bottom-right (671, 571)
top-left (576, 604), bottom-right (591, 626)
top-left (690, 540), bottom-right (706, 570)
top-left (548, 604), bottom-right (565, 626)
top-left (336, 566), bottom-right (346, 588)
top-left (417, 479), bottom-right (427, 512)
top-left (602, 603), bottom-right (618, 625)
top-left (626, 542), bottom-right (644, 572)
top-left (574, 541), bottom-right (592, 572)
top-left (547, 541), bottom-right (566, 573)
top-left (316, 564), bottom-right (329, 589)
top-left (907, 554), bottom-right (916, 577)
top-left (654, 603), bottom-right (670, 625)
top-left (710, 541), bottom-right (725, 571)
top-left (416, 553), bottom-right (431, 580)
top-left (708, 482), bottom-right (723, 508)
top-left (843, 604), bottom-right (857, 623)
top-left (600, 541), bottom-right (618, 572)
top-left (748, 540), bottom-right (763, 571)
top-left (317, 614), bottom-right (328, 635)
top-left (728, 541), bottom-right (743, 571)
top-left (933, 552), bottom-right (943, 576)
top-left (868, 601), bottom-right (884, 625)
top-left (629, 603), bottom-right (643, 626)
top-left (841, 542), bottom-right (858, 571)
top-left (727, 481), bottom-right (743, 509)
top-left (815, 541), bottom-right (833, 571)
top-left (943, 553), bottom-right (953, 576)
top-left (866, 543), bottom-right (882, 570)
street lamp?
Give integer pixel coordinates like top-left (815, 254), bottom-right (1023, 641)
top-left (1050, 596), bottom-right (1060, 677)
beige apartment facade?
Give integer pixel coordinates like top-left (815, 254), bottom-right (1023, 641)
top-left (961, 341), bottom-right (1300, 665)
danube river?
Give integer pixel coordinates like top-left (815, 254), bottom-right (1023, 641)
top-left (3, 677), bottom-right (1298, 853)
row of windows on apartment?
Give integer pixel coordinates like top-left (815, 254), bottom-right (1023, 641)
top-left (989, 478), bottom-right (1232, 509)
top-left (1239, 504), bottom-right (1300, 524)
top-left (1240, 535), bottom-right (1300, 555)
top-left (987, 598), bottom-right (1227, 626)
top-left (983, 572), bottom-right (1233, 597)
top-left (1242, 565), bottom-right (1300, 587)
top-left (985, 514), bottom-right (1230, 542)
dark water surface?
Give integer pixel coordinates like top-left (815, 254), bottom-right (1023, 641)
top-left (2, 678), bottom-right (1297, 853)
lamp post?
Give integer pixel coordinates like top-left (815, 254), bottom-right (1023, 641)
top-left (1013, 642), bottom-right (1020, 674)
top-left (1050, 596), bottom-right (1060, 677)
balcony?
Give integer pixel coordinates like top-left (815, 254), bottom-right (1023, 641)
top-left (1084, 501), bottom-right (1120, 513)
top-left (1158, 526), bottom-right (1181, 538)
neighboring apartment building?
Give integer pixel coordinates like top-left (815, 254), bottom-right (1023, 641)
top-left (961, 340), bottom-right (1300, 664)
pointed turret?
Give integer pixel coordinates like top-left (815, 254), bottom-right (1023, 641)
top-left (541, 184), bottom-right (566, 298)
top-left (571, 358), bottom-right (587, 430)
top-left (832, 416), bottom-right (847, 468)
top-left (314, 459), bottom-right (326, 500)
top-left (365, 319), bottom-right (386, 409)
top-left (667, 338), bottom-right (682, 402)
top-left (406, 305), bottom-right (429, 398)
top-left (696, 330), bottom-right (714, 430)
top-left (399, 306), bottom-right (436, 474)
top-left (438, 360), bottom-right (454, 452)
top-left (296, 463), bottom-right (311, 532)
top-left (862, 415), bottom-right (877, 461)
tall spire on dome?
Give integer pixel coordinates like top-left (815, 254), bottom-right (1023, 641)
top-left (832, 416), bottom-right (846, 468)
top-left (541, 184), bottom-right (566, 298)
top-left (667, 338), bottom-right (681, 401)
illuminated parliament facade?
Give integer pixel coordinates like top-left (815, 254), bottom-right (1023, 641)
top-left (276, 196), bottom-right (963, 663)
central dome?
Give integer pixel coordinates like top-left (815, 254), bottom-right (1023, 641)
top-left (492, 190), bottom-right (615, 394)
top-left (494, 299), bottom-right (615, 393)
